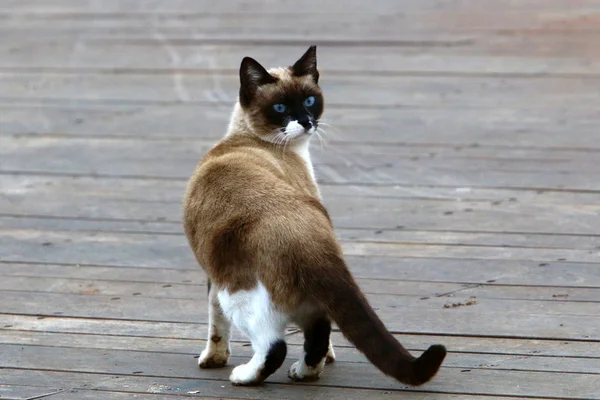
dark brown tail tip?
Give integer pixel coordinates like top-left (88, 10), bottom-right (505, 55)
top-left (411, 344), bottom-right (447, 386)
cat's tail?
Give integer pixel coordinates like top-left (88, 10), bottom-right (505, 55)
top-left (305, 254), bottom-right (446, 386)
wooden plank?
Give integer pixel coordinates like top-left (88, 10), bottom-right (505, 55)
top-left (74, 369), bottom-right (600, 400)
top-left (1, 38), bottom-right (599, 75)
top-left (3, 104), bottom-right (599, 149)
top-left (3, 144), bottom-right (600, 192)
top-left (349, 257), bottom-right (600, 289)
top-left (336, 229), bottom-right (600, 251)
top-left (51, 390), bottom-right (510, 400)
top-left (1, 226), bottom-right (598, 285)
top-left (0, 263), bottom-right (204, 284)
top-left (2, 0), bottom-right (598, 14)
top-left (4, 185), bottom-right (600, 235)
top-left (1, 255), bottom-right (598, 290)
top-left (2, 290), bottom-right (599, 340)
top-left (4, 314), bottom-right (599, 359)
top-left (0, 229), bottom-right (195, 269)
top-left (46, 390), bottom-right (240, 400)
top-left (57, 391), bottom-right (238, 400)
top-left (2, 332), bottom-right (600, 376)
top-left (7, 135), bottom-right (600, 163)
top-left (0, 384), bottom-right (63, 400)
top-left (0, 4), bottom-right (598, 46)
top-left (1, 72), bottom-right (598, 110)
top-left (2, 214), bottom-right (599, 251)
top-left (7, 193), bottom-right (583, 236)
top-left (3, 257), bottom-right (599, 290)
top-left (4, 174), bottom-right (600, 205)
top-left (1, 228), bottom-right (598, 268)
top-left (0, 370), bottom-right (532, 400)
top-left (4, 136), bottom-right (600, 173)
top-left (4, 164), bottom-right (598, 191)
top-left (1, 6), bottom-right (596, 31)
top-left (343, 242), bottom-right (598, 262)
top-left (3, 274), bottom-right (600, 302)
top-left (1, 344), bottom-right (599, 399)
top-left (0, 274), bottom-right (451, 299)
top-left (2, 136), bottom-right (599, 191)
top-left (5, 284), bottom-right (599, 321)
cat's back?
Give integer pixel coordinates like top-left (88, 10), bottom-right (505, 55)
top-left (186, 135), bottom-right (307, 208)
top-left (183, 135), bottom-right (319, 257)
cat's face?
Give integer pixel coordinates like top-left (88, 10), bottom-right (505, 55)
top-left (238, 46), bottom-right (324, 144)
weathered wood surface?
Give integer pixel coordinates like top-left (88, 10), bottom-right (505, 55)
top-left (4, 317), bottom-right (600, 358)
top-left (1, 0), bottom-right (599, 399)
top-left (3, 105), bottom-right (599, 150)
top-left (2, 73), bottom-right (598, 110)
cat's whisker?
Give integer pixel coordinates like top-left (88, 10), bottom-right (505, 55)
top-left (314, 130), bottom-right (326, 152)
top-left (316, 121), bottom-right (336, 130)
top-left (317, 122), bottom-right (333, 128)
top-left (270, 128), bottom-right (287, 151)
top-left (275, 134), bottom-right (287, 152)
top-left (316, 120), bottom-right (340, 140)
top-left (316, 128), bottom-right (330, 145)
top-left (316, 127), bottom-right (328, 137)
top-left (316, 127), bottom-right (347, 157)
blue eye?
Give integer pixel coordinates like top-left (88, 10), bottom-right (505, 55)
top-left (303, 96), bottom-right (316, 107)
top-left (273, 104), bottom-right (287, 113)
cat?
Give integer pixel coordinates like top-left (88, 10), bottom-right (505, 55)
top-left (183, 46), bottom-right (447, 386)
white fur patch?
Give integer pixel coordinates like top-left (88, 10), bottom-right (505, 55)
top-left (198, 343), bottom-right (229, 369)
top-left (326, 339), bottom-right (336, 363)
top-left (230, 358), bottom-right (263, 385)
top-left (288, 354), bottom-right (326, 382)
top-left (290, 135), bottom-right (318, 190)
top-left (284, 120), bottom-right (306, 137)
top-left (218, 283), bottom-right (288, 385)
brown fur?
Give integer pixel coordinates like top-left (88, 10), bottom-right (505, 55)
top-left (184, 132), bottom-right (327, 301)
top-left (183, 48), bottom-right (446, 386)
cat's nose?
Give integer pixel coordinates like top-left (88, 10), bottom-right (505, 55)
top-left (297, 116), bottom-right (312, 130)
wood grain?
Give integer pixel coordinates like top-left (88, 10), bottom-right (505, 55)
top-left (2, 0), bottom-right (599, 398)
top-left (1, 72), bottom-right (597, 110)
top-left (3, 105), bottom-right (599, 149)
top-left (2, 344), bottom-right (600, 399)
top-left (2, 39), bottom-right (598, 75)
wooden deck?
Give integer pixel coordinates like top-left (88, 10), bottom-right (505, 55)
top-left (1, 1), bottom-right (600, 399)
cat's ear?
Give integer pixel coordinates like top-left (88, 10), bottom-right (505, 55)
top-left (292, 45), bottom-right (319, 84)
top-left (239, 57), bottom-right (277, 107)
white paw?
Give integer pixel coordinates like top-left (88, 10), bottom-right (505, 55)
top-left (326, 343), bottom-right (336, 364)
top-left (288, 360), bottom-right (324, 382)
top-left (198, 346), bottom-right (229, 369)
top-left (230, 363), bottom-right (262, 386)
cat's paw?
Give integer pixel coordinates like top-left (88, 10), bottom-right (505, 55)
top-left (325, 344), bottom-right (336, 364)
top-left (288, 360), bottom-right (324, 382)
top-left (229, 363), bottom-right (263, 386)
top-left (198, 346), bottom-right (229, 369)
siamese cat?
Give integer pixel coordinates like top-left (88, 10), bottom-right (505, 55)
top-left (183, 46), bottom-right (446, 386)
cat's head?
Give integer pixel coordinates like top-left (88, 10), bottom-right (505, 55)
top-left (236, 46), bottom-right (323, 144)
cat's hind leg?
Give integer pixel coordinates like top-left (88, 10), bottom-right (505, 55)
top-left (325, 337), bottom-right (336, 364)
top-left (218, 283), bottom-right (288, 386)
top-left (289, 314), bottom-right (333, 382)
top-left (198, 280), bottom-right (231, 369)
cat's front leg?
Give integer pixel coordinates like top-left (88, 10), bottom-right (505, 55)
top-left (198, 280), bottom-right (231, 368)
